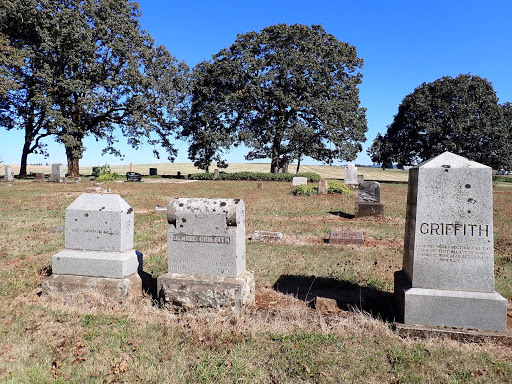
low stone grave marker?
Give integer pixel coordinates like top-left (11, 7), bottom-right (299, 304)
top-left (66, 177), bottom-right (81, 183)
top-left (149, 168), bottom-right (157, 176)
top-left (214, 169), bottom-right (220, 179)
top-left (355, 181), bottom-right (383, 218)
top-left (318, 179), bottom-right (328, 194)
top-left (252, 230), bottom-right (283, 242)
top-left (394, 152), bottom-right (507, 331)
top-left (126, 172), bottom-right (142, 182)
top-left (328, 230), bottom-right (364, 245)
top-left (292, 177), bottom-right (307, 186)
top-left (34, 173), bottom-right (45, 182)
top-left (43, 193), bottom-right (142, 298)
top-left (3, 165), bottom-right (14, 182)
top-left (344, 164), bottom-right (358, 189)
top-left (357, 174), bottom-right (365, 183)
top-left (158, 198), bottom-right (255, 309)
top-left (256, 182), bottom-right (263, 189)
top-left (49, 163), bottom-right (65, 182)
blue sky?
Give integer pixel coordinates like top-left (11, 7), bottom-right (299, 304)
top-left (1, 0), bottom-right (511, 166)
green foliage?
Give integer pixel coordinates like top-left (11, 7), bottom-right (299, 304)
top-left (327, 180), bottom-right (351, 195)
top-left (368, 74), bottom-right (512, 170)
top-left (93, 164), bottom-right (119, 181)
top-left (291, 184), bottom-right (318, 196)
top-left (195, 24), bottom-right (367, 173)
top-left (495, 176), bottom-right (512, 183)
top-left (189, 171), bottom-right (321, 182)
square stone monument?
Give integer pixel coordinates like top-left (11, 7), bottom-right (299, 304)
top-left (43, 194), bottom-right (142, 298)
top-left (355, 181), bottom-right (383, 218)
top-left (3, 165), bottom-right (14, 181)
top-left (49, 163), bottom-right (65, 182)
top-left (394, 152), bottom-right (507, 331)
top-left (158, 198), bottom-right (255, 310)
top-left (344, 164), bottom-right (358, 189)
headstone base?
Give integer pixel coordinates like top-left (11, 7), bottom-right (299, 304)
top-left (345, 183), bottom-right (359, 190)
top-left (42, 273), bottom-right (142, 299)
top-left (52, 249), bottom-right (141, 279)
top-left (355, 202), bottom-right (383, 218)
top-left (157, 270), bottom-right (255, 310)
top-left (394, 271), bottom-right (507, 332)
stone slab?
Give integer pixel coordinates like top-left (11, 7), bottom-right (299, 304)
top-left (52, 249), bottom-right (141, 278)
top-left (167, 198), bottom-right (245, 278)
top-left (394, 271), bottom-right (507, 332)
top-left (292, 177), bottom-right (307, 186)
top-left (344, 164), bottom-right (358, 184)
top-left (157, 270), bottom-right (255, 310)
top-left (34, 173), bottom-right (45, 182)
top-left (329, 231), bottom-right (364, 245)
top-left (318, 179), bottom-right (328, 194)
top-left (126, 172), bottom-right (142, 182)
top-left (252, 230), bottom-right (283, 242)
top-left (4, 165), bottom-right (14, 181)
top-left (65, 193), bottom-right (134, 252)
top-left (42, 273), bottom-right (141, 299)
top-left (355, 202), bottom-right (384, 218)
top-left (49, 163), bottom-right (65, 182)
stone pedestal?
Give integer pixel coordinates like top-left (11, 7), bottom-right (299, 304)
top-left (158, 271), bottom-right (255, 310)
top-left (49, 163), bottom-right (65, 182)
top-left (394, 152), bottom-right (507, 332)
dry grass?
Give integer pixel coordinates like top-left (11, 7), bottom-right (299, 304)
top-left (0, 179), bottom-right (511, 383)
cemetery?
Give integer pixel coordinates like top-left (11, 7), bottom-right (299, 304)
top-left (0, 157), bottom-right (511, 382)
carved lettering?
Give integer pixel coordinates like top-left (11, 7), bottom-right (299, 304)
top-left (172, 234), bottom-right (231, 244)
top-left (419, 223), bottom-right (490, 237)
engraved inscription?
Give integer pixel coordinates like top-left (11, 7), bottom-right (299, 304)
top-left (172, 234), bottom-right (230, 244)
top-left (416, 244), bottom-right (492, 263)
top-left (68, 228), bottom-right (120, 236)
top-left (419, 223), bottom-right (489, 237)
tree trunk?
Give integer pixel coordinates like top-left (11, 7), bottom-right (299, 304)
top-left (65, 145), bottom-right (81, 177)
top-left (296, 157), bottom-right (301, 174)
top-left (19, 141), bottom-right (31, 177)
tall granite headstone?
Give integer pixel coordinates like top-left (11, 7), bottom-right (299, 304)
top-left (158, 198), bottom-right (255, 309)
top-left (355, 181), bottom-right (383, 218)
top-left (49, 163), bottom-right (65, 182)
top-left (344, 164), bottom-right (358, 189)
top-left (4, 165), bottom-right (14, 181)
top-left (394, 152), bottom-right (507, 331)
top-left (43, 194), bottom-right (142, 298)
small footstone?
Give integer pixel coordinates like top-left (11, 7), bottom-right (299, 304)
top-left (328, 231), bottom-right (364, 245)
top-left (252, 231), bottom-right (283, 242)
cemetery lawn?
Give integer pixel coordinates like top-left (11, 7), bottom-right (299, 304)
top-left (0, 178), bottom-right (511, 383)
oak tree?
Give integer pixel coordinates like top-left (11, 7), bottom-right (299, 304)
top-left (368, 74), bottom-right (512, 170)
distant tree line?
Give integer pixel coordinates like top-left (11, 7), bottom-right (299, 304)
top-left (1, 1), bottom-right (511, 176)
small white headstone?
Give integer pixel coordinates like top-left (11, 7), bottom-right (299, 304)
top-left (49, 163), bottom-right (65, 182)
top-left (292, 177), bottom-right (307, 186)
top-left (345, 164), bottom-right (358, 185)
top-left (4, 165), bottom-right (14, 182)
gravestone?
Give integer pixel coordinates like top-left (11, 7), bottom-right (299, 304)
top-left (357, 174), bottom-right (365, 183)
top-left (344, 164), bottom-right (358, 189)
top-left (394, 152), bottom-right (507, 331)
top-left (355, 181), bottom-right (383, 218)
top-left (49, 163), bottom-right (65, 182)
top-left (34, 173), bottom-right (45, 182)
top-left (129, 162), bottom-right (134, 172)
top-left (318, 179), bottom-right (328, 194)
top-left (292, 177), bottom-right (307, 186)
top-left (252, 230), bottom-right (283, 242)
top-left (158, 198), bottom-right (255, 309)
top-left (42, 194), bottom-right (142, 298)
top-left (126, 172), bottom-right (142, 182)
top-left (149, 168), bottom-right (158, 176)
top-left (3, 165), bottom-right (14, 182)
top-left (256, 182), bottom-right (263, 189)
top-left (328, 230), bottom-right (364, 245)
top-left (214, 169), bottom-right (219, 179)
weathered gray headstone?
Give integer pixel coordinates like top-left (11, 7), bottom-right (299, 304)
top-left (318, 179), bottom-right (328, 194)
top-left (292, 177), bottom-right (307, 186)
top-left (4, 165), bottom-right (14, 182)
top-left (344, 164), bottom-right (358, 189)
top-left (158, 198), bottom-right (255, 309)
top-left (394, 152), bottom-right (507, 331)
top-left (357, 174), bottom-right (364, 183)
top-left (213, 169), bottom-right (220, 179)
top-left (49, 163), bottom-right (65, 182)
top-left (43, 194), bottom-right (142, 298)
top-left (355, 181), bottom-right (383, 218)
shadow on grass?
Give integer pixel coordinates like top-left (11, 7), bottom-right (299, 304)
top-left (328, 211), bottom-right (355, 219)
top-left (139, 271), bottom-right (158, 300)
top-left (272, 274), bottom-right (396, 322)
